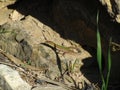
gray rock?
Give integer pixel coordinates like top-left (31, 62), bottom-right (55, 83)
top-left (0, 64), bottom-right (32, 90)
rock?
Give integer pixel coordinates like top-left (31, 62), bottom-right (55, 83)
top-left (0, 0), bottom-right (16, 9)
top-left (99, 0), bottom-right (120, 23)
top-left (9, 10), bottom-right (24, 21)
top-left (0, 0), bottom-right (119, 89)
top-left (0, 7), bottom-right (12, 25)
top-left (2, 0), bottom-right (120, 88)
top-left (32, 85), bottom-right (67, 90)
top-left (0, 64), bottom-right (31, 90)
top-left (116, 14), bottom-right (120, 23)
top-left (0, 14), bottom-right (91, 87)
top-left (0, 0), bottom-right (14, 2)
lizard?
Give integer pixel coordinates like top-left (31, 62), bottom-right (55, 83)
top-left (42, 41), bottom-right (81, 55)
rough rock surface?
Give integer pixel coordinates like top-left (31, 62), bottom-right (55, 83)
top-left (99, 0), bottom-right (120, 23)
top-left (0, 0), bottom-right (16, 9)
top-left (0, 64), bottom-right (31, 90)
top-left (0, 1), bottom-right (92, 90)
top-left (0, 15), bottom-right (91, 81)
top-left (0, 0), bottom-right (120, 89)
top-left (32, 85), bottom-right (66, 90)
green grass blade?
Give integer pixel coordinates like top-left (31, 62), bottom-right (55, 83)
top-left (96, 10), bottom-right (102, 71)
top-left (97, 30), bottom-right (106, 90)
top-left (108, 38), bottom-right (112, 71)
top-left (97, 30), bottom-right (102, 70)
top-left (96, 10), bottom-right (112, 90)
top-left (96, 10), bottom-right (106, 90)
top-left (105, 38), bottom-right (112, 90)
